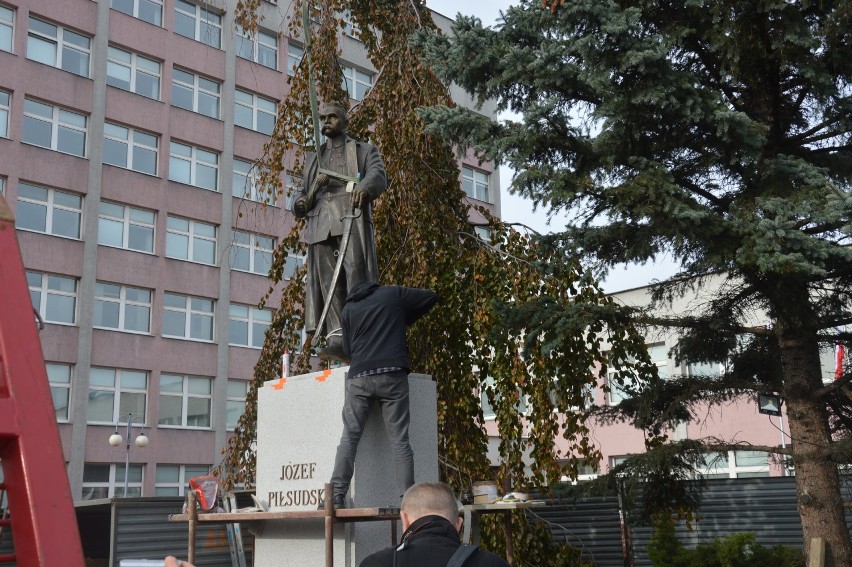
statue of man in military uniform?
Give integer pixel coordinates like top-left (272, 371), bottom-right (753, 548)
top-left (293, 102), bottom-right (387, 359)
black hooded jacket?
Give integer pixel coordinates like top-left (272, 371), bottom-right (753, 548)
top-left (342, 284), bottom-right (438, 377)
top-left (359, 515), bottom-right (510, 567)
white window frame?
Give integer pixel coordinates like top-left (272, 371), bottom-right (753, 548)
top-left (226, 379), bottom-right (250, 430)
top-left (341, 64), bottom-right (372, 101)
top-left (103, 122), bottom-right (159, 175)
top-left (283, 253), bottom-right (304, 280)
top-left (0, 5), bottom-right (13, 54)
top-left (106, 45), bottom-right (161, 100)
top-left (98, 201), bottom-right (156, 253)
top-left (171, 67), bottom-right (221, 119)
top-left (461, 166), bottom-right (490, 203)
top-left (86, 367), bottom-right (148, 425)
top-left (287, 42), bottom-right (303, 76)
top-left (155, 464), bottom-right (211, 495)
top-left (158, 373), bottom-right (213, 429)
top-left (0, 89), bottom-right (9, 138)
top-left (232, 158), bottom-right (274, 203)
top-left (46, 362), bottom-right (72, 422)
top-left (26, 16), bottom-right (91, 77)
top-left (698, 450), bottom-right (771, 479)
top-left (228, 304), bottom-right (271, 349)
top-left (0, 177), bottom-right (5, 196)
top-left (93, 282), bottom-right (152, 334)
top-left (230, 230), bottom-right (274, 275)
top-left (82, 463), bottom-right (143, 499)
top-left (110, 0), bottom-right (163, 27)
top-left (22, 98), bottom-right (87, 157)
top-left (165, 215), bottom-right (217, 265)
top-left (608, 344), bottom-right (667, 405)
top-left (162, 292), bottom-right (215, 342)
top-left (174, 0), bottom-right (221, 49)
top-left (236, 26), bottom-right (277, 69)
top-left (168, 141), bottom-right (219, 191)
top-left (15, 182), bottom-right (83, 239)
top-left (284, 172), bottom-right (301, 210)
top-left (27, 271), bottom-right (77, 325)
top-left (234, 89), bottom-right (276, 135)
top-left (479, 375), bottom-right (528, 420)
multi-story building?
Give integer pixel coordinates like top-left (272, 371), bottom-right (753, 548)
top-left (482, 275), bottom-right (839, 480)
top-left (0, 0), bottom-right (501, 500)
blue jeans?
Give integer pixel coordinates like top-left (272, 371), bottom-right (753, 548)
top-left (330, 370), bottom-right (414, 499)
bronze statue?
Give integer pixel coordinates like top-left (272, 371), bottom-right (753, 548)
top-left (293, 103), bottom-right (387, 359)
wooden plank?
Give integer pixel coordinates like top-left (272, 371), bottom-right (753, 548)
top-left (808, 537), bottom-right (825, 567)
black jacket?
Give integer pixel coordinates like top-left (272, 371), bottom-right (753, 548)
top-left (359, 516), bottom-right (510, 567)
top-left (342, 284), bottom-right (438, 377)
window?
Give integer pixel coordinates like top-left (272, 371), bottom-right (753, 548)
top-left (47, 363), bottom-right (72, 422)
top-left (162, 292), bottom-right (214, 341)
top-left (166, 216), bottom-right (216, 265)
top-left (341, 9), bottom-right (359, 38)
top-left (0, 177), bottom-right (5, 196)
top-left (168, 141), bottom-right (218, 191)
top-left (236, 26), bottom-right (277, 69)
top-left (287, 42), bottom-right (303, 76)
top-left (106, 45), bottom-right (160, 100)
top-left (474, 226), bottom-right (491, 242)
top-left (608, 344), bottom-right (667, 405)
top-left (230, 230), bottom-right (273, 275)
top-left (461, 166), bottom-right (490, 203)
top-left (110, 0), bottom-right (163, 27)
top-left (283, 254), bottom-right (304, 279)
top-left (15, 182), bottom-right (82, 239)
top-left (171, 67), bottom-right (220, 119)
top-left (155, 464), bottom-right (210, 495)
top-left (22, 98), bottom-right (87, 157)
top-left (93, 282), bottom-right (152, 333)
top-left (234, 90), bottom-right (276, 135)
top-left (232, 158), bottom-right (275, 203)
top-left (226, 380), bottom-right (249, 430)
top-left (0, 90), bottom-right (9, 138)
top-left (87, 367), bottom-right (147, 424)
top-left (103, 123), bottom-right (158, 175)
top-left (560, 458), bottom-right (600, 483)
top-left (174, 0), bottom-right (221, 49)
top-left (479, 376), bottom-right (527, 419)
top-left (27, 271), bottom-right (77, 325)
top-left (158, 374), bottom-right (212, 428)
top-left (229, 304), bottom-right (271, 348)
top-left (284, 172), bottom-right (301, 210)
top-left (98, 201), bottom-right (155, 253)
top-left (688, 360), bottom-right (724, 379)
top-left (26, 17), bottom-right (90, 77)
top-left (0, 5), bottom-right (13, 53)
top-left (341, 64), bottom-right (372, 101)
top-left (698, 450), bottom-right (770, 479)
top-left (82, 463), bottom-right (143, 499)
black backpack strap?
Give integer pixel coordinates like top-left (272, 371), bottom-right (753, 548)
top-left (447, 544), bottom-right (478, 567)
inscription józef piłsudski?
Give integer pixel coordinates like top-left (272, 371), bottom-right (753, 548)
top-left (268, 461), bottom-right (324, 508)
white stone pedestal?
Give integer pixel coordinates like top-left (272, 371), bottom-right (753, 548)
top-left (254, 368), bottom-right (438, 566)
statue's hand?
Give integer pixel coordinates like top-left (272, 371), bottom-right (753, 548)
top-left (350, 188), bottom-right (371, 210)
top-left (293, 196), bottom-right (307, 217)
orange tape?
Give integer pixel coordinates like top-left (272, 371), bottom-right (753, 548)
top-left (315, 369), bottom-right (332, 382)
top-left (272, 377), bottom-right (287, 390)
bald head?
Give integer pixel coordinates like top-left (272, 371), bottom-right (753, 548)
top-left (401, 483), bottom-right (460, 528)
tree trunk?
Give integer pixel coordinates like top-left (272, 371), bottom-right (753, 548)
top-left (780, 332), bottom-right (852, 566)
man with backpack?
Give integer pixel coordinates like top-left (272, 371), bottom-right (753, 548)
top-left (359, 482), bottom-right (510, 567)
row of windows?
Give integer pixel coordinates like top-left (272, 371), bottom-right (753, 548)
top-left (49, 362), bottom-right (250, 432)
top-left (29, 271), bottom-right (280, 347)
top-left (7, 91), bottom-right (275, 164)
top-left (14, 182), bottom-right (296, 272)
top-left (0, 8), bottom-right (374, 101)
top-left (81, 462), bottom-right (212, 499)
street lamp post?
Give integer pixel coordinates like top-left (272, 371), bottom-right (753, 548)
top-left (108, 413), bottom-right (148, 497)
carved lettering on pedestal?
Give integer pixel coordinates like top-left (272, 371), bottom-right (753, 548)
top-left (269, 461), bottom-right (324, 508)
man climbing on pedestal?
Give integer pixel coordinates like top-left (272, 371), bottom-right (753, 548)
top-left (293, 102), bottom-right (387, 361)
top-left (325, 282), bottom-right (438, 509)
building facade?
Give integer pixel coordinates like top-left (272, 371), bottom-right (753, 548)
top-left (0, 0), bottom-right (500, 499)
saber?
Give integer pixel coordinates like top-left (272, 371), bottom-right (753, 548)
top-left (313, 206), bottom-right (362, 347)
